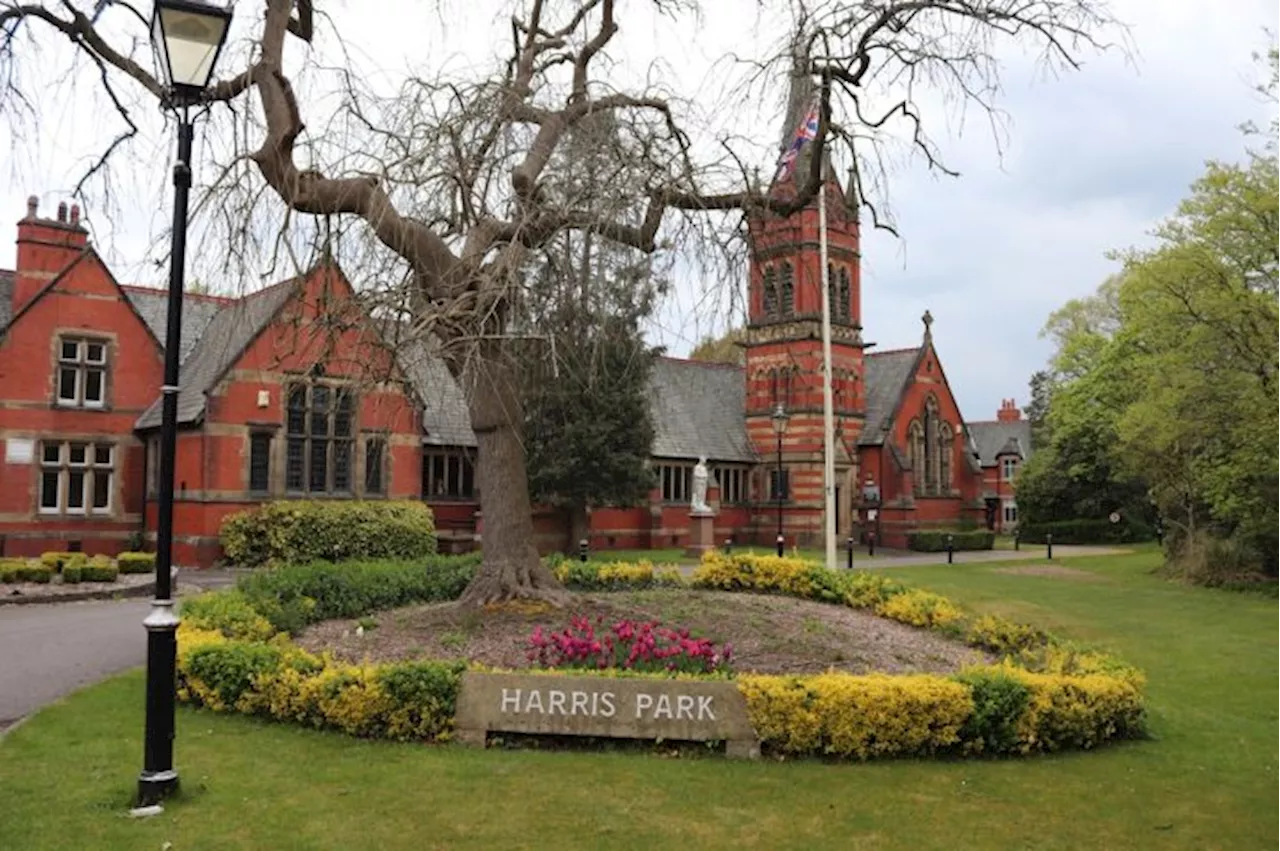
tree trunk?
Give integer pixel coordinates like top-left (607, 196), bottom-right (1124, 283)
top-left (458, 347), bottom-right (569, 608)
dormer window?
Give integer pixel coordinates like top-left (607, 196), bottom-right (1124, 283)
top-left (56, 337), bottom-right (108, 408)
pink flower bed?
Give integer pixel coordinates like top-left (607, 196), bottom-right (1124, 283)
top-left (527, 615), bottom-right (732, 675)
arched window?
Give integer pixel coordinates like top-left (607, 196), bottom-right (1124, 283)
top-left (769, 367), bottom-right (780, 404)
top-left (838, 268), bottom-right (852, 318)
top-left (762, 266), bottom-right (778, 317)
top-left (921, 395), bottom-right (943, 495)
top-left (908, 419), bottom-right (925, 493)
top-left (780, 262), bottom-right (795, 315)
top-left (827, 263), bottom-right (838, 317)
top-left (938, 422), bottom-right (953, 494)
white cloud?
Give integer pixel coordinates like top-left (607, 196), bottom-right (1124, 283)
top-left (0, 0), bottom-right (1274, 425)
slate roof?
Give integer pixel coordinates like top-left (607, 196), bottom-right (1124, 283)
top-left (122, 286), bottom-right (230, 366)
top-left (0, 270), bottom-right (13, 331)
top-left (135, 279), bottom-right (299, 429)
top-left (968, 420), bottom-right (1033, 466)
top-left (648, 358), bottom-right (756, 463)
top-left (392, 334), bottom-right (478, 448)
top-left (857, 348), bottom-right (920, 446)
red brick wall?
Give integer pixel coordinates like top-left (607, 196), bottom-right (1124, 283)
top-left (142, 265), bottom-right (428, 566)
top-left (0, 226), bottom-right (163, 557)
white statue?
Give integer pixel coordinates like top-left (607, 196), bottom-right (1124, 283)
top-left (691, 456), bottom-right (711, 513)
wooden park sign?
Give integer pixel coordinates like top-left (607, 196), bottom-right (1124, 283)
top-left (454, 672), bottom-right (761, 758)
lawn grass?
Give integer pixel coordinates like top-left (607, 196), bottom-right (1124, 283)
top-left (1, 551), bottom-right (1275, 850)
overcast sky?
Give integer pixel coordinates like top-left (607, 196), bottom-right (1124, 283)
top-left (0, 0), bottom-right (1274, 425)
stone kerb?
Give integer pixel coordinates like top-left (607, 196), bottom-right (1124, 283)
top-left (454, 671), bottom-right (761, 758)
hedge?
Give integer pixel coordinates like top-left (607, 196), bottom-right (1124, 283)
top-left (1018, 519), bottom-right (1153, 545)
top-left (173, 552), bottom-right (1146, 761)
top-left (906, 530), bottom-right (995, 552)
top-left (220, 500), bottom-right (439, 567)
top-left (117, 552), bottom-right (156, 574)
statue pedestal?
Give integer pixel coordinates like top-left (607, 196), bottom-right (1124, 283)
top-left (685, 510), bottom-right (716, 560)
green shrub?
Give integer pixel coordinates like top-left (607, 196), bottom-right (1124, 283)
top-left (906, 530), bottom-right (995, 552)
top-left (1018, 518), bottom-right (1152, 545)
top-left (15, 563), bottom-right (53, 584)
top-left (954, 668), bottom-right (1031, 754)
top-left (842, 571), bottom-right (907, 609)
top-left (80, 561), bottom-right (118, 582)
top-left (184, 642), bottom-right (285, 709)
top-left (117, 552), bottom-right (156, 574)
top-left (220, 500), bottom-right (439, 567)
top-left (376, 660), bottom-right (467, 740)
top-left (39, 552), bottom-right (66, 571)
top-left (235, 555), bottom-right (479, 633)
top-left (61, 564), bottom-right (83, 584)
top-left (0, 559), bottom-right (28, 582)
top-left (181, 591), bottom-right (277, 641)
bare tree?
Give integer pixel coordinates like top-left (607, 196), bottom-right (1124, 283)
top-left (0, 0), bottom-right (1124, 605)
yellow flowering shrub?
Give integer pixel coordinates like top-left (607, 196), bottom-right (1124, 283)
top-left (738, 673), bottom-right (972, 758)
top-left (964, 614), bottom-right (1050, 656)
top-left (875, 588), bottom-right (966, 629)
top-left (1000, 664), bottom-right (1147, 752)
top-left (691, 552), bottom-right (813, 597)
top-left (168, 552), bottom-right (1147, 761)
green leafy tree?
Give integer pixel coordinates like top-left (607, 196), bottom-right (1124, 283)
top-left (518, 112), bottom-right (663, 547)
top-left (689, 328), bottom-right (746, 365)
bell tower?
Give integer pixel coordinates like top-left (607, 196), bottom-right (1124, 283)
top-left (743, 44), bottom-right (866, 549)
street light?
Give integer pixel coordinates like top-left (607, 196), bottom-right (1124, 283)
top-left (771, 403), bottom-right (790, 557)
top-left (139, 0), bottom-right (233, 810)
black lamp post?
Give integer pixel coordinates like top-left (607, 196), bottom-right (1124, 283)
top-left (138, 0), bottom-right (232, 809)
top-left (771, 403), bottom-right (789, 557)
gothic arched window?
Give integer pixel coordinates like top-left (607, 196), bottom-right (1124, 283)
top-left (838, 268), bottom-right (852, 318)
top-left (908, 419), bottom-right (925, 493)
top-left (827, 263), bottom-right (838, 318)
top-left (938, 421), bottom-right (953, 494)
top-left (780, 262), bottom-right (795, 315)
top-left (922, 395), bottom-right (942, 495)
top-left (762, 266), bottom-right (778, 317)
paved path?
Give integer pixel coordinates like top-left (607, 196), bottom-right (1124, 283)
top-left (0, 571), bottom-right (237, 733)
top-left (0, 598), bottom-right (150, 732)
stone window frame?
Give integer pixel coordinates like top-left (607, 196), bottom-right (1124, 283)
top-left (422, 449), bottom-right (476, 500)
top-left (1002, 500), bottom-right (1019, 525)
top-left (1001, 455), bottom-right (1019, 482)
top-left (284, 379), bottom-right (358, 496)
top-left (657, 463), bottom-right (692, 503)
top-left (714, 465), bottom-right (748, 504)
top-left (38, 439), bottom-right (115, 516)
top-left (363, 431), bottom-right (389, 497)
top-left (54, 335), bottom-right (110, 410)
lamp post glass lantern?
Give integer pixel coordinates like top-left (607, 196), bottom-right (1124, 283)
top-left (151, 0), bottom-right (233, 98)
top-left (137, 0), bottom-right (232, 810)
top-left (771, 404), bottom-right (789, 557)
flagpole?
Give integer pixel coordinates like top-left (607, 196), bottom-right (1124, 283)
top-left (818, 165), bottom-right (837, 571)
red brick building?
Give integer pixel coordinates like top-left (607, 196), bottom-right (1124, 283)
top-left (968, 399), bottom-right (1033, 533)
top-left (0, 87), bottom-right (1028, 564)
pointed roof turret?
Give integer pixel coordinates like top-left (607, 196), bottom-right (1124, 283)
top-left (771, 31), bottom-right (840, 198)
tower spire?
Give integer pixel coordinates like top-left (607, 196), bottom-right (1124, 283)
top-left (774, 30), bottom-right (834, 189)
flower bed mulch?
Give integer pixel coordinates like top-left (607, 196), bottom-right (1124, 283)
top-left (296, 588), bottom-right (994, 675)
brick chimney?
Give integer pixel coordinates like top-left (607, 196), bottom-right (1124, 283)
top-left (997, 398), bottom-right (1022, 422)
top-left (12, 195), bottom-right (89, 315)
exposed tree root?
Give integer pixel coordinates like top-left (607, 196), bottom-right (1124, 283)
top-left (458, 557), bottom-right (571, 609)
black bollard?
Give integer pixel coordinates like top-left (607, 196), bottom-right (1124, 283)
top-left (868, 531), bottom-right (876, 558)
top-left (946, 534), bottom-right (954, 565)
top-left (846, 537), bottom-right (854, 571)
top-left (723, 538), bottom-right (732, 555)
top-left (1046, 532), bottom-right (1053, 561)
top-left (578, 538), bottom-right (589, 563)
top-left (775, 534), bottom-right (784, 558)
top-left (1014, 528), bottom-right (1020, 551)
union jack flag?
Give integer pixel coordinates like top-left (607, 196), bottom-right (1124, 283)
top-left (774, 97), bottom-right (820, 182)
